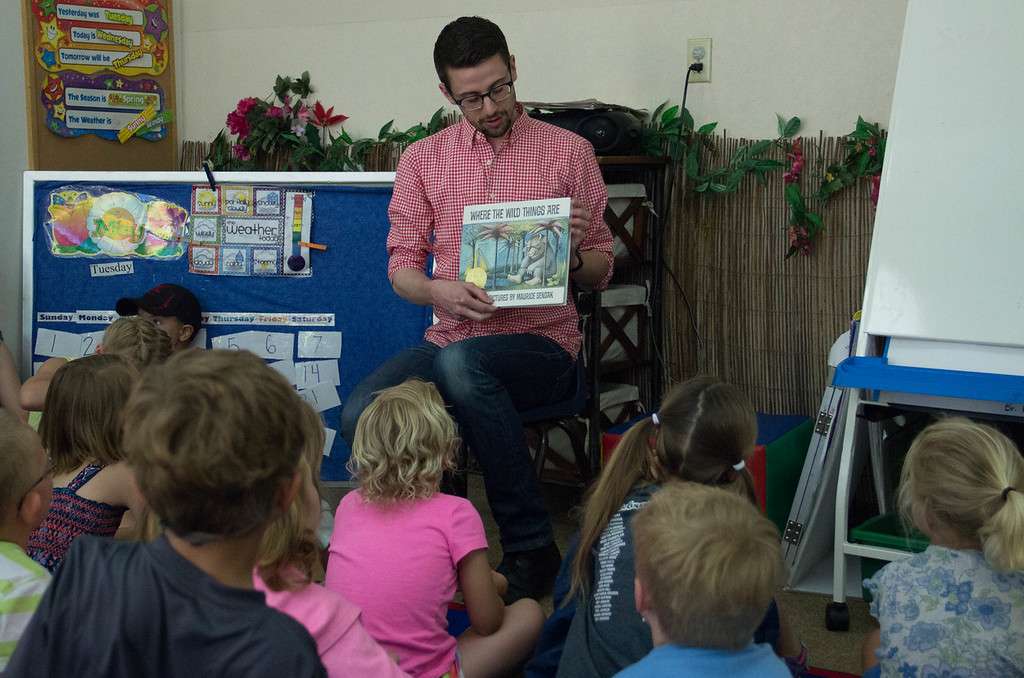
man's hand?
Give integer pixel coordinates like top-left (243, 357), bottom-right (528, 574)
top-left (569, 197), bottom-right (591, 249)
top-left (429, 279), bottom-right (496, 321)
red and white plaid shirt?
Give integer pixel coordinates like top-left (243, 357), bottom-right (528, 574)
top-left (387, 108), bottom-right (614, 356)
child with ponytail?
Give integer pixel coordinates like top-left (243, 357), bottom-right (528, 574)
top-left (554, 376), bottom-right (803, 678)
top-left (863, 417), bottom-right (1024, 676)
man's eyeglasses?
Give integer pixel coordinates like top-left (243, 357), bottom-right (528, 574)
top-left (454, 80), bottom-right (514, 112)
top-left (17, 455), bottom-right (54, 511)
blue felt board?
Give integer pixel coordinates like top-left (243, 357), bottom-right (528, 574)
top-left (30, 180), bottom-right (432, 481)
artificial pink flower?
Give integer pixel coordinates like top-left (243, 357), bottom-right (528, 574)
top-left (291, 104), bottom-right (312, 134)
top-left (787, 225), bottom-right (812, 256)
top-left (266, 105), bottom-right (285, 119)
top-left (232, 144), bottom-right (251, 161)
top-left (226, 110), bottom-right (251, 138)
top-left (235, 97), bottom-right (260, 116)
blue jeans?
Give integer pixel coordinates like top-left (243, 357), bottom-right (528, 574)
top-left (341, 334), bottom-right (576, 552)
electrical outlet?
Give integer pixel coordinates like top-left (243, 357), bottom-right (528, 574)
top-left (687, 37), bottom-right (711, 83)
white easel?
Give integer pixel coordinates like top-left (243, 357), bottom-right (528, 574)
top-left (824, 0), bottom-right (1024, 630)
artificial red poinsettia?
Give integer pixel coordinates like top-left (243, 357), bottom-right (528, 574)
top-left (312, 101), bottom-right (348, 128)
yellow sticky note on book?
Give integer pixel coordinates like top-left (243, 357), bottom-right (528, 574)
top-left (117, 103), bottom-right (157, 143)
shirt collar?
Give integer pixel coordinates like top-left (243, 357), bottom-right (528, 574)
top-left (459, 103), bottom-right (532, 149)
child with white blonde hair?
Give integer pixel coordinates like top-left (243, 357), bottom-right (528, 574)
top-left (20, 315), bottom-right (172, 422)
top-left (98, 315), bottom-right (173, 368)
top-left (863, 417), bottom-right (1024, 676)
top-left (326, 379), bottom-right (544, 678)
top-left (615, 482), bottom-right (790, 677)
top-left (255, 399), bottom-right (410, 677)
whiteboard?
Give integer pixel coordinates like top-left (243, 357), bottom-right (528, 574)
top-left (860, 0), bottom-right (1024, 349)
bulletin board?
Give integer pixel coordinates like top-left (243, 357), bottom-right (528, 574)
top-left (22, 0), bottom-right (178, 170)
top-left (22, 171), bottom-right (433, 482)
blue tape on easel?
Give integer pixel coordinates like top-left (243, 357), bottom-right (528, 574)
top-left (834, 356), bottom-right (1024, 403)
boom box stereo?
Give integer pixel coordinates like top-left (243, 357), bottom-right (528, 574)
top-left (531, 109), bottom-right (642, 156)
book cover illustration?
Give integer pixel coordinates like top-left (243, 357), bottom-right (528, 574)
top-left (459, 197), bottom-right (571, 308)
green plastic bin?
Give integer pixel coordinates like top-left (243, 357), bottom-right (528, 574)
top-left (852, 513), bottom-right (929, 601)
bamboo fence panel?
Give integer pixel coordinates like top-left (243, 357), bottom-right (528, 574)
top-left (662, 133), bottom-right (875, 416)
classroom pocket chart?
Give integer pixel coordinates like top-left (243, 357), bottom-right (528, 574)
top-left (189, 186), bottom-right (313, 277)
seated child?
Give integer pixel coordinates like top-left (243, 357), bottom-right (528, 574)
top-left (6, 349), bottom-right (326, 677)
top-left (0, 410), bottom-right (53, 670)
top-left (20, 314), bottom-right (173, 418)
top-left (615, 482), bottom-right (790, 677)
top-left (27, 354), bottom-right (145, 572)
top-left (255, 399), bottom-right (410, 677)
top-left (556, 377), bottom-right (803, 678)
top-left (115, 282), bottom-right (203, 351)
top-left (863, 418), bottom-right (1024, 676)
top-left (326, 379), bottom-right (544, 678)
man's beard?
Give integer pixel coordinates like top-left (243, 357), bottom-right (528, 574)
top-left (475, 110), bottom-right (512, 138)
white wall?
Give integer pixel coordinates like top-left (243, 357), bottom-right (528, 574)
top-left (178, 0), bottom-right (907, 143)
top-left (0, 4), bottom-right (28, 372)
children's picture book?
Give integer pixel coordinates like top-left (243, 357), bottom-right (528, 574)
top-left (459, 197), bottom-right (572, 308)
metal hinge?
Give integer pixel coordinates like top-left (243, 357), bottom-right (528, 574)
top-left (784, 520), bottom-right (804, 546)
top-left (814, 411), bottom-right (833, 435)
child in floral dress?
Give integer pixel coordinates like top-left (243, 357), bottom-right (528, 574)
top-left (863, 418), bottom-right (1024, 677)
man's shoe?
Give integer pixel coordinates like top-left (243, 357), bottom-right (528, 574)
top-left (498, 542), bottom-right (562, 604)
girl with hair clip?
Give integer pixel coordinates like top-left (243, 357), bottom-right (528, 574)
top-left (325, 379), bottom-right (544, 678)
top-left (553, 376), bottom-right (805, 678)
top-left (862, 417), bottom-right (1024, 677)
top-left (26, 354), bottom-right (146, 572)
top-left (255, 400), bottom-right (410, 677)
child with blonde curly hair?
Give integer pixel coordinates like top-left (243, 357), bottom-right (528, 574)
top-left (255, 399), bottom-right (409, 677)
top-left (863, 417), bottom-right (1024, 676)
top-left (326, 379), bottom-right (544, 678)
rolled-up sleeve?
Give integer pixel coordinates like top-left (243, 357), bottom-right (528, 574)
top-left (386, 144), bottom-right (433, 281)
top-left (571, 141), bottom-right (614, 291)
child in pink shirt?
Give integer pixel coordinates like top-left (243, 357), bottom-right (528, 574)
top-left (326, 380), bottom-right (544, 678)
top-left (255, 400), bottom-right (408, 678)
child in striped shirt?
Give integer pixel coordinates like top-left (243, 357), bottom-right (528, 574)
top-left (0, 409), bottom-right (53, 669)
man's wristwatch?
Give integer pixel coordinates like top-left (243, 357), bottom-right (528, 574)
top-left (570, 247), bottom-right (584, 273)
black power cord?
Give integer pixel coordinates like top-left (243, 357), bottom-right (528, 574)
top-left (653, 62), bottom-right (706, 384)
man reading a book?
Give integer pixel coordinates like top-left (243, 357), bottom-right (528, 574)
top-left (340, 15), bottom-right (613, 603)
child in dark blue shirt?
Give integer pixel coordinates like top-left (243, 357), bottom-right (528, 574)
top-left (7, 349), bottom-right (326, 677)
